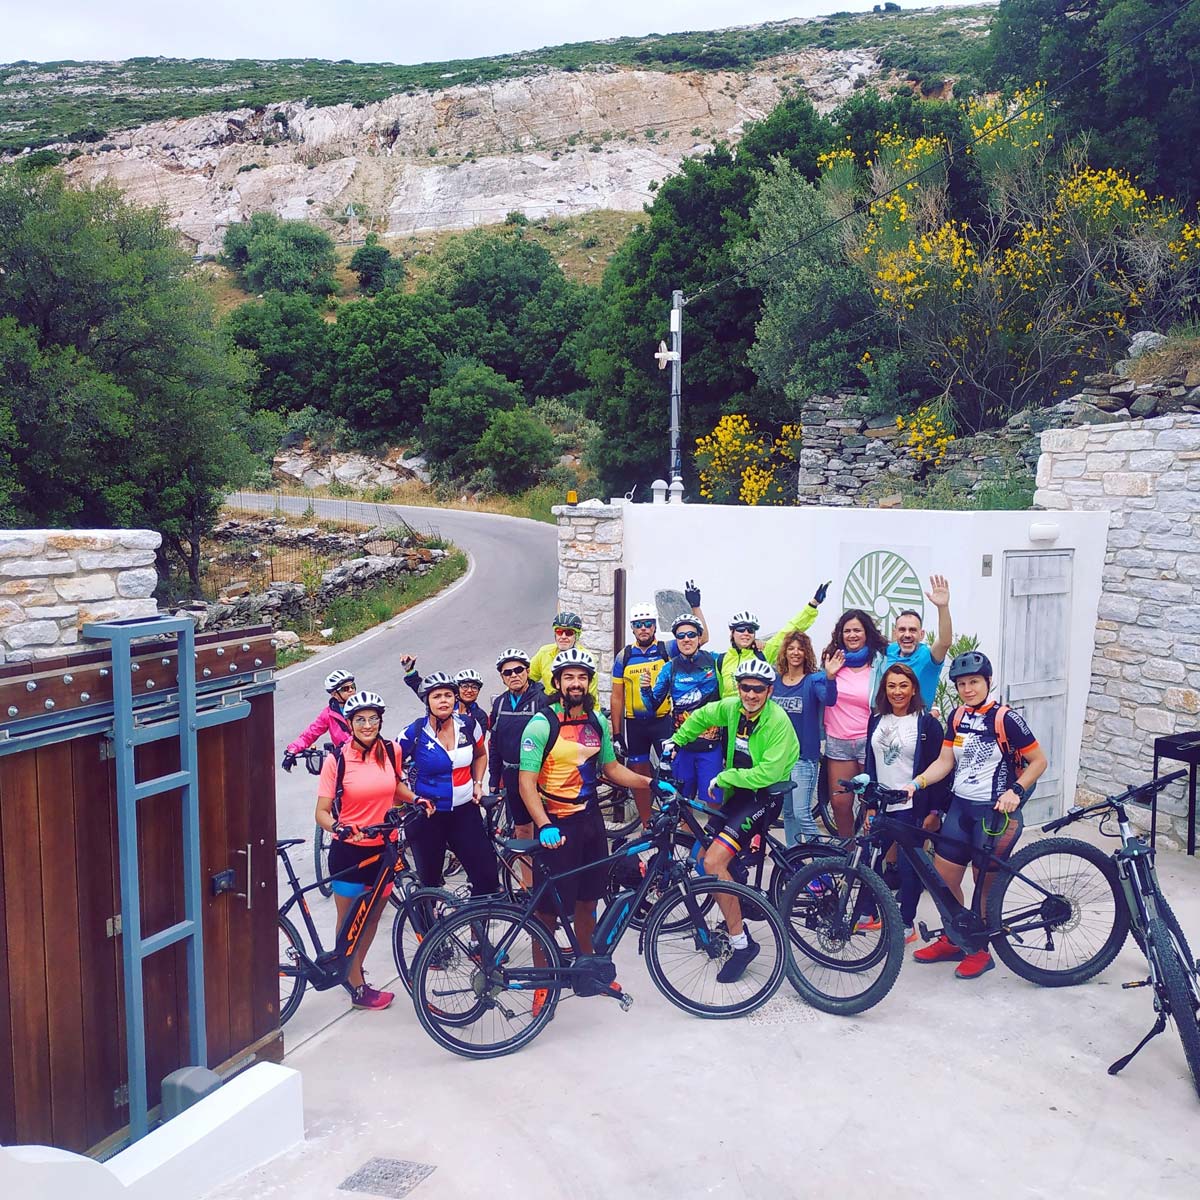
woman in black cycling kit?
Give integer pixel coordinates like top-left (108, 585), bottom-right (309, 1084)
top-left (904, 651), bottom-right (1047, 980)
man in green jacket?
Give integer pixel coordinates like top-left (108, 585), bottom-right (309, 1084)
top-left (671, 659), bottom-right (799, 982)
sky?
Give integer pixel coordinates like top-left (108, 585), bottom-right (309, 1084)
top-left (4, 1), bottom-right (988, 63)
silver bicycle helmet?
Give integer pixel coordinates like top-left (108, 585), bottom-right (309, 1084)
top-left (728, 610), bottom-right (761, 631)
top-left (454, 668), bottom-right (484, 687)
top-left (324, 668), bottom-right (355, 693)
top-left (418, 671), bottom-right (459, 701)
top-left (495, 647), bottom-right (530, 670)
top-left (734, 659), bottom-right (776, 685)
top-left (343, 690), bottom-right (386, 719)
top-left (671, 613), bottom-right (702, 635)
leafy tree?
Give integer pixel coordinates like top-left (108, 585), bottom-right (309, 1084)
top-left (349, 233), bottom-right (405, 294)
top-left (475, 408), bottom-right (557, 492)
top-left (221, 211), bottom-right (338, 295)
top-left (985, 0), bottom-right (1200, 205)
top-left (224, 291), bottom-right (331, 412)
top-left (0, 168), bottom-right (260, 593)
top-left (422, 361), bottom-right (522, 477)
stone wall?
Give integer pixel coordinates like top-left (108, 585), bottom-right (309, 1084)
top-left (553, 501), bottom-right (622, 704)
top-left (0, 530), bottom-right (161, 663)
top-left (1033, 415), bottom-right (1200, 847)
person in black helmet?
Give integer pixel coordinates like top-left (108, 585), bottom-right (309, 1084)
top-left (903, 650), bottom-right (1047, 981)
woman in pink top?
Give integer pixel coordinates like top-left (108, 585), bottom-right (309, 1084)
top-left (821, 608), bottom-right (888, 835)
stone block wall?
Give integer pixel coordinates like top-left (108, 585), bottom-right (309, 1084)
top-left (552, 502), bottom-right (622, 705)
top-left (0, 530), bottom-right (160, 663)
top-left (1033, 416), bottom-right (1200, 847)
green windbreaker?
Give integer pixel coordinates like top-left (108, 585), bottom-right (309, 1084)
top-left (674, 695), bottom-right (799, 793)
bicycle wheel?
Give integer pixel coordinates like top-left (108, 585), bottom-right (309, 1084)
top-left (411, 901), bottom-right (562, 1058)
top-left (597, 781), bottom-right (641, 840)
top-left (390, 886), bottom-right (463, 995)
top-left (278, 915), bottom-right (307, 1026)
top-left (313, 825), bottom-right (332, 898)
top-left (642, 878), bottom-right (788, 1017)
top-left (780, 861), bottom-right (904, 1016)
top-left (986, 836), bottom-right (1128, 987)
top-left (767, 841), bottom-right (849, 910)
top-left (1147, 917), bottom-right (1200, 1100)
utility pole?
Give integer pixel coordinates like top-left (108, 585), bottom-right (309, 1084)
top-left (655, 291), bottom-right (685, 497)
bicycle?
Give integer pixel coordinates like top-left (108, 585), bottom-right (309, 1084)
top-left (1041, 769), bottom-right (1200, 1099)
top-left (299, 744), bottom-right (336, 897)
top-left (276, 804), bottom-right (459, 1024)
top-left (407, 778), bottom-right (792, 1058)
top-left (781, 774), bottom-right (1128, 1015)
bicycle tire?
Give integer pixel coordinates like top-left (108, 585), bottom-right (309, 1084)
top-left (1155, 892), bottom-right (1199, 973)
top-left (390, 886), bottom-right (463, 995)
top-left (642, 878), bottom-right (788, 1018)
top-left (986, 836), bottom-right (1128, 987)
top-left (780, 861), bottom-right (904, 1016)
top-left (597, 782), bottom-right (641, 840)
top-left (767, 841), bottom-right (848, 910)
top-left (278, 915), bottom-right (307, 1026)
top-left (411, 901), bottom-right (563, 1058)
top-left (1147, 917), bottom-right (1200, 1100)
top-left (313, 825), bottom-right (332, 898)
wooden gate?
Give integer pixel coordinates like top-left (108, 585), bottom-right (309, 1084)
top-left (0, 625), bottom-right (279, 1155)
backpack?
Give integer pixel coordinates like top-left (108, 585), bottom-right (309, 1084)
top-left (329, 739), bottom-right (402, 821)
top-left (540, 705), bottom-right (607, 762)
top-left (949, 704), bottom-right (1037, 802)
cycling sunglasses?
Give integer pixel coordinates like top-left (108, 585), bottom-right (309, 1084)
top-left (730, 623), bottom-right (758, 633)
top-left (631, 620), bottom-right (655, 629)
top-left (554, 627), bottom-right (579, 637)
top-left (500, 665), bottom-right (527, 677)
top-left (675, 628), bottom-right (700, 639)
top-left (737, 682), bottom-right (768, 695)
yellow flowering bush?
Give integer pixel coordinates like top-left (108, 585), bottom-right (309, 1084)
top-left (694, 416), bottom-right (801, 506)
top-left (896, 404), bottom-right (955, 465)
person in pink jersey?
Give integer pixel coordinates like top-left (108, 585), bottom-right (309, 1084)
top-left (821, 608), bottom-right (889, 836)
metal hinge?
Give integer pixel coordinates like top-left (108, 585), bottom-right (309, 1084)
top-left (99, 737), bottom-right (114, 761)
top-left (113, 1084), bottom-right (129, 1108)
top-left (106, 914), bottom-right (122, 938)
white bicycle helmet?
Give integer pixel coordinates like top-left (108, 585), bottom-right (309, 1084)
top-left (324, 668), bottom-right (355, 692)
top-left (454, 668), bottom-right (484, 687)
top-left (495, 647), bottom-right (530, 670)
top-left (728, 610), bottom-right (761, 631)
top-left (550, 647), bottom-right (596, 678)
top-left (671, 613), bottom-right (702, 635)
top-left (343, 690), bottom-right (386, 719)
top-left (418, 672), bottom-right (458, 701)
top-left (629, 603), bottom-right (656, 624)
top-left (734, 659), bottom-right (776, 685)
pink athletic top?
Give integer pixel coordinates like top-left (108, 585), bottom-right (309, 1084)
top-left (824, 665), bottom-right (873, 741)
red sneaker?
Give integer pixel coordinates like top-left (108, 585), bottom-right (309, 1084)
top-left (913, 934), bottom-right (964, 964)
top-left (955, 950), bottom-right (995, 980)
top-left (351, 983), bottom-right (394, 1010)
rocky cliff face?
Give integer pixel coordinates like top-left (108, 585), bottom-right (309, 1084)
top-left (61, 51), bottom-right (879, 254)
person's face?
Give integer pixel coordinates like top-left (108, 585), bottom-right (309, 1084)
top-left (885, 671), bottom-right (915, 714)
top-left (427, 688), bottom-right (457, 718)
top-left (557, 667), bottom-right (590, 704)
top-left (350, 710), bottom-right (381, 745)
top-left (954, 674), bottom-right (989, 707)
top-left (785, 640), bottom-right (805, 668)
top-left (499, 661), bottom-right (528, 693)
top-left (334, 681), bottom-right (356, 705)
top-left (894, 614), bottom-right (923, 655)
top-left (631, 619), bottom-right (657, 646)
top-left (738, 679), bottom-right (771, 716)
top-left (457, 681), bottom-right (481, 706)
top-left (731, 624), bottom-right (757, 649)
top-left (554, 627), bottom-right (577, 649)
top-left (841, 618), bottom-right (867, 652)
top-left (674, 626), bottom-right (700, 654)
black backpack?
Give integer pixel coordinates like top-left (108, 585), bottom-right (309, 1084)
top-left (540, 706), bottom-right (607, 762)
top-left (329, 739), bottom-right (401, 822)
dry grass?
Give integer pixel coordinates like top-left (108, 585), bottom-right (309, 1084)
top-left (1128, 330), bottom-right (1200, 385)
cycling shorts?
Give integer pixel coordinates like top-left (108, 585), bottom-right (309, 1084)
top-left (327, 838), bottom-right (395, 899)
top-left (534, 805), bottom-right (609, 915)
top-left (501, 765), bottom-right (533, 826)
top-left (707, 788), bottom-right (783, 855)
top-left (937, 793), bottom-right (1024, 869)
top-left (623, 714), bottom-right (674, 764)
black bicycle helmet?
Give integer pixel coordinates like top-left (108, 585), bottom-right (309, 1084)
top-left (948, 650), bottom-right (993, 681)
top-left (552, 610), bottom-right (583, 632)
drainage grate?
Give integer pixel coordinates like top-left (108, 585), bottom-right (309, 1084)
top-left (746, 991), bottom-right (820, 1027)
top-left (338, 1157), bottom-right (436, 1199)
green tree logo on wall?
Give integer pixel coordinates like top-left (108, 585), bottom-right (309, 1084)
top-left (843, 551), bottom-right (924, 631)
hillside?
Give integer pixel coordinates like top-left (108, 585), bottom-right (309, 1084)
top-left (2, 6), bottom-right (993, 254)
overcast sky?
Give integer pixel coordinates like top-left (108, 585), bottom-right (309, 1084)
top-left (5, 1), bottom-right (987, 63)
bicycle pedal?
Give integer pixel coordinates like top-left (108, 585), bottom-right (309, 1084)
top-left (1122, 979), bottom-right (1152, 989)
top-left (917, 921), bottom-right (935, 943)
top-left (617, 991), bottom-right (634, 1012)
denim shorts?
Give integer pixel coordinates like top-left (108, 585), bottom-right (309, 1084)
top-left (825, 734), bottom-right (867, 762)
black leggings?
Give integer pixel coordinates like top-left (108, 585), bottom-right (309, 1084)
top-left (409, 803), bottom-right (499, 896)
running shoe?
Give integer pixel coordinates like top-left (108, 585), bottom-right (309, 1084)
top-left (716, 930), bottom-right (760, 983)
top-left (855, 915), bottom-right (883, 933)
top-left (913, 933), bottom-right (965, 963)
top-left (955, 950), bottom-right (995, 980)
top-left (351, 983), bottom-right (394, 1010)
top-left (903, 926), bottom-right (919, 945)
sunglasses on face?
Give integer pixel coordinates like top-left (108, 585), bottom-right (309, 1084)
top-left (737, 683), bottom-right (768, 695)
top-left (500, 666), bottom-right (527, 677)
top-left (352, 716), bottom-right (382, 727)
top-left (336, 682), bottom-right (356, 693)
top-left (631, 620), bottom-right (655, 630)
top-left (731, 625), bottom-right (757, 634)
top-left (675, 629), bottom-right (700, 639)
top-left (554, 628), bottom-right (577, 637)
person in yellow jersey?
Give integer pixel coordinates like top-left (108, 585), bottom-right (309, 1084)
top-left (528, 611), bottom-right (599, 700)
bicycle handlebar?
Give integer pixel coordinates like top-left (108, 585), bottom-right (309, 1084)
top-left (336, 803), bottom-right (428, 841)
top-left (1040, 769), bottom-right (1188, 833)
top-left (836, 778), bottom-right (911, 807)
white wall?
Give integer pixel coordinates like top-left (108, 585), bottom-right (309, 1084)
top-left (621, 503), bottom-right (1110, 813)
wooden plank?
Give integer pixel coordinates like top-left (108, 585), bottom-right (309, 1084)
top-left (198, 721), bottom-right (231, 1068)
top-left (0, 752), bottom-right (17, 1144)
top-left (72, 735), bottom-right (125, 1149)
top-left (0, 750), bottom-right (53, 1144)
top-left (36, 741), bottom-right (89, 1153)
top-left (222, 715), bottom-right (254, 1056)
top-left (246, 694), bottom-right (282, 1041)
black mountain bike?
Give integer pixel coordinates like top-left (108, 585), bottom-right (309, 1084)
top-left (782, 775), bottom-right (1128, 1015)
top-left (1042, 769), bottom-right (1200, 1099)
top-left (408, 779), bottom-right (791, 1058)
top-left (277, 805), bottom-right (459, 1024)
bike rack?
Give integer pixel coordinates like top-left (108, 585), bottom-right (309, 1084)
top-left (82, 615), bottom-right (250, 1142)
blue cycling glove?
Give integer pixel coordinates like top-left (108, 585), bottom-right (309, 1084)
top-left (813, 580), bottom-right (831, 605)
top-left (538, 824), bottom-right (563, 847)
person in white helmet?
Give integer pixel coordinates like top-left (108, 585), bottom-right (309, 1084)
top-left (610, 581), bottom-right (708, 791)
top-left (281, 669), bottom-right (357, 771)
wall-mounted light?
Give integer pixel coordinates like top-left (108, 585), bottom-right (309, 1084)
top-left (1029, 521), bottom-right (1061, 543)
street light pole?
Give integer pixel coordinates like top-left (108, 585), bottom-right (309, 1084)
top-left (669, 289), bottom-right (683, 487)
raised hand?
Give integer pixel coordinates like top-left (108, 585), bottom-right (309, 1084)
top-left (825, 648), bottom-right (846, 678)
top-left (812, 580), bottom-right (831, 606)
top-left (926, 574), bottom-right (950, 608)
top-left (684, 579), bottom-right (702, 607)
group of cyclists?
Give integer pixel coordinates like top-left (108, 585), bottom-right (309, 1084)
top-left (283, 573), bottom-right (1047, 1011)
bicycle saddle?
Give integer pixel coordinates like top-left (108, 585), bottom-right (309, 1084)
top-left (503, 837), bottom-right (550, 854)
top-left (277, 838), bottom-right (306, 849)
top-left (764, 781), bottom-right (797, 797)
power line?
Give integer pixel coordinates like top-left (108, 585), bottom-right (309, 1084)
top-left (686, 0), bottom-right (1199, 307)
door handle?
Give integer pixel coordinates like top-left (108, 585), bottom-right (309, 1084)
top-left (234, 842), bottom-right (252, 909)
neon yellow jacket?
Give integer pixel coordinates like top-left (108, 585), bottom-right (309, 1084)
top-left (529, 640), bottom-right (600, 700)
top-left (717, 603), bottom-right (818, 695)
